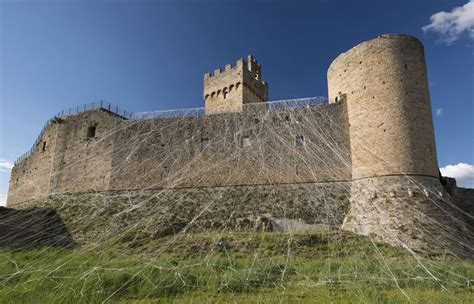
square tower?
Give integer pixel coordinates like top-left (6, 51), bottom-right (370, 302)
top-left (204, 55), bottom-right (268, 115)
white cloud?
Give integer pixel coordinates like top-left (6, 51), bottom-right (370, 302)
top-left (436, 108), bottom-right (443, 117)
top-left (440, 163), bottom-right (474, 188)
top-left (0, 194), bottom-right (6, 207)
top-left (422, 0), bottom-right (474, 44)
top-left (0, 159), bottom-right (14, 173)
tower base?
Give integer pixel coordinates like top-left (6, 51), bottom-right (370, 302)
top-left (343, 175), bottom-right (473, 257)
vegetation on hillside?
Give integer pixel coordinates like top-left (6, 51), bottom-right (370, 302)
top-left (0, 232), bottom-right (472, 303)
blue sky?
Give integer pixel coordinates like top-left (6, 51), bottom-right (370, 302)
top-left (1, 0), bottom-right (473, 204)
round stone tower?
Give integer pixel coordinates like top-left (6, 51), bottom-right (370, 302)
top-left (328, 34), bottom-right (438, 180)
top-left (327, 35), bottom-right (472, 256)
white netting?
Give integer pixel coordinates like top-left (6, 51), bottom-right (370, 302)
top-left (1, 99), bottom-right (473, 303)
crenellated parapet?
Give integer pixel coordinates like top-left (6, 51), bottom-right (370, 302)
top-left (204, 55), bottom-right (268, 115)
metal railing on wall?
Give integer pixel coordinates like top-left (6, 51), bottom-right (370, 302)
top-left (267, 96), bottom-right (327, 109)
top-left (14, 97), bottom-right (328, 166)
top-left (129, 97), bottom-right (328, 120)
top-left (14, 117), bottom-right (54, 166)
top-left (54, 100), bottom-right (134, 119)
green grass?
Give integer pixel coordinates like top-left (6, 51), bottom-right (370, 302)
top-left (0, 232), bottom-right (472, 303)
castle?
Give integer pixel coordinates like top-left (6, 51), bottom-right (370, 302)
top-left (6, 34), bottom-right (473, 255)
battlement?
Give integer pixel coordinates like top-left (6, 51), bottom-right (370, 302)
top-left (204, 55), bottom-right (267, 85)
top-left (246, 55), bottom-right (263, 81)
top-left (203, 58), bottom-right (243, 79)
top-left (204, 55), bottom-right (268, 115)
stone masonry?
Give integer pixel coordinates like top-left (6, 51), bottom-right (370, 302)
top-left (204, 55), bottom-right (268, 115)
top-left (7, 34), bottom-right (474, 255)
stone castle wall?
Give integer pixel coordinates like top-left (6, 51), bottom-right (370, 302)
top-left (11, 34), bottom-right (445, 207)
top-left (49, 110), bottom-right (120, 193)
top-left (8, 122), bottom-right (60, 204)
top-left (109, 102), bottom-right (350, 189)
top-left (7, 110), bottom-right (123, 205)
top-left (7, 102), bottom-right (351, 206)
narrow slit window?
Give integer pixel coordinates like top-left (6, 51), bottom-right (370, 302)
top-left (87, 125), bottom-right (96, 139)
top-left (241, 136), bottom-right (251, 147)
top-left (42, 141), bottom-right (47, 151)
top-left (201, 138), bottom-right (209, 150)
top-left (296, 136), bottom-right (305, 147)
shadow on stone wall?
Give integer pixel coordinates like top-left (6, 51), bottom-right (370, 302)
top-left (0, 207), bottom-right (76, 250)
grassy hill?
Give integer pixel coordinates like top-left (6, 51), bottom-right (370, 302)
top-left (0, 231), bottom-right (472, 303)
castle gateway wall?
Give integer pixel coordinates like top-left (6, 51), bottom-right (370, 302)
top-left (7, 102), bottom-right (351, 206)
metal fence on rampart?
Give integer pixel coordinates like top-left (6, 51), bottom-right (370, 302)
top-left (54, 100), bottom-right (134, 119)
top-left (130, 97), bottom-right (327, 119)
top-left (14, 97), bottom-right (328, 165)
top-left (14, 117), bottom-right (54, 166)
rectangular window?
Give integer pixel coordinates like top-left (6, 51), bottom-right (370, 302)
top-left (296, 136), bottom-right (305, 147)
top-left (241, 136), bottom-right (251, 147)
top-left (87, 125), bottom-right (96, 139)
top-left (201, 138), bottom-right (209, 150)
top-left (42, 141), bottom-right (47, 151)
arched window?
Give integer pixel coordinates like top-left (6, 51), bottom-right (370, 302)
top-left (217, 90), bottom-right (221, 97)
top-left (223, 88), bottom-right (228, 99)
top-left (211, 92), bottom-right (215, 99)
top-left (229, 85), bottom-right (234, 92)
top-left (236, 82), bottom-right (241, 89)
top-left (205, 94), bottom-right (209, 100)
